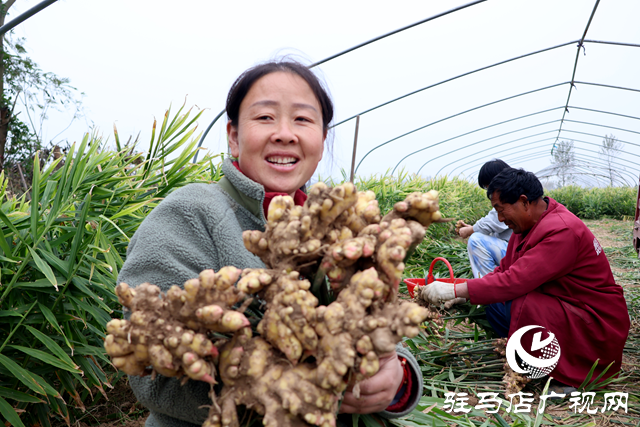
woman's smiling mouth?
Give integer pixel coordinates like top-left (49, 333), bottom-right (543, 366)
top-left (266, 156), bottom-right (298, 166)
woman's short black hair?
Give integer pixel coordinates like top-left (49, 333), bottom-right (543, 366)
top-left (225, 60), bottom-right (334, 133)
top-left (478, 159), bottom-right (510, 189)
top-left (487, 168), bottom-right (544, 204)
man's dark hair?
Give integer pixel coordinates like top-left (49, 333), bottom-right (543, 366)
top-left (478, 159), bottom-right (510, 189)
top-left (487, 168), bottom-right (544, 204)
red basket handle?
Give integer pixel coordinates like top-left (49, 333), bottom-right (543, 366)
top-left (427, 257), bottom-right (454, 283)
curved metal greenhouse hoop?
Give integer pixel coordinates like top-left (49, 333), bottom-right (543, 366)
top-left (552, 0), bottom-right (601, 148)
top-left (536, 155), bottom-right (637, 186)
top-left (433, 105), bottom-right (640, 176)
top-left (442, 137), bottom-right (557, 177)
top-left (461, 141), bottom-right (640, 180)
top-left (466, 150), bottom-right (637, 186)
top-left (395, 81), bottom-right (640, 176)
top-left (413, 123), bottom-right (562, 176)
top-left (436, 118), bottom-right (640, 177)
top-left (351, 39), bottom-right (640, 173)
top-left (451, 139), bottom-right (640, 180)
top-left (567, 106), bottom-right (640, 121)
top-left (333, 41), bottom-right (577, 129)
top-left (357, 83), bottom-right (570, 175)
top-left (425, 107), bottom-right (565, 175)
top-left (191, 0), bottom-right (487, 162)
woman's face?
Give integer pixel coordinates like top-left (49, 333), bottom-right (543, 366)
top-left (228, 71), bottom-right (325, 196)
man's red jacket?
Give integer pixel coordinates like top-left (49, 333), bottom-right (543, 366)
top-left (467, 198), bottom-right (630, 387)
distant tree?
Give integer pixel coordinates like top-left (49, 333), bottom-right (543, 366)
top-left (1, 1), bottom-right (82, 191)
top-left (552, 140), bottom-right (575, 187)
top-left (599, 134), bottom-right (623, 186)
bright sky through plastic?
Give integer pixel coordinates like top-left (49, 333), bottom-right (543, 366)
top-left (9, 0), bottom-right (640, 187)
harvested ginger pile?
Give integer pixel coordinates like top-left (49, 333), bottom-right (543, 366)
top-left (105, 182), bottom-right (445, 427)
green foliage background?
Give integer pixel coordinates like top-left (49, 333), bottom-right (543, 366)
top-left (0, 106), bottom-right (221, 427)
top-left (547, 185), bottom-right (637, 219)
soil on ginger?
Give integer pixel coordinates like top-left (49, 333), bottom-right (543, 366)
top-left (69, 219), bottom-right (640, 427)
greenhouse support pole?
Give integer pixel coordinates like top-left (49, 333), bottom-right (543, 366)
top-left (0, 0), bottom-right (59, 35)
top-left (349, 116), bottom-right (360, 183)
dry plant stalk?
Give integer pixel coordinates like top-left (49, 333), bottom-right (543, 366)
top-left (105, 183), bottom-right (446, 427)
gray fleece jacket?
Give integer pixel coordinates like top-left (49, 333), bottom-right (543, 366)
top-left (473, 208), bottom-right (512, 242)
top-left (118, 158), bottom-right (422, 427)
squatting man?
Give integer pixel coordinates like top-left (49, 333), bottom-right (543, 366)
top-left (422, 167), bottom-right (630, 393)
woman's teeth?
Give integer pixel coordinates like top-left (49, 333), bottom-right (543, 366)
top-left (267, 157), bottom-right (297, 165)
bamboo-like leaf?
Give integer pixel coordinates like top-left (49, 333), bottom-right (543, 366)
top-left (67, 192), bottom-right (91, 277)
top-left (50, 142), bottom-right (76, 222)
top-left (28, 247), bottom-right (58, 291)
top-left (0, 396), bottom-right (26, 427)
top-left (48, 396), bottom-right (70, 426)
top-left (0, 209), bottom-right (26, 246)
top-left (577, 359), bottom-right (599, 390)
top-left (0, 387), bottom-right (43, 403)
top-left (9, 345), bottom-right (82, 374)
top-left (74, 356), bottom-right (107, 399)
top-left (98, 214), bottom-right (130, 241)
top-left (109, 198), bottom-right (161, 220)
top-left (533, 377), bottom-right (551, 427)
top-left (0, 354), bottom-right (47, 396)
top-left (37, 250), bottom-right (69, 278)
top-left (35, 403), bottom-right (52, 427)
top-left (70, 277), bottom-right (113, 312)
top-left (30, 308), bottom-right (75, 356)
top-left (0, 309), bottom-right (23, 317)
top-left (67, 294), bottom-right (112, 326)
top-left (13, 277), bottom-right (63, 289)
top-left (56, 371), bottom-right (86, 413)
top-left (31, 151), bottom-right (41, 243)
top-left (0, 225), bottom-right (13, 257)
top-left (71, 135), bottom-right (99, 191)
top-left (40, 157), bottom-right (64, 183)
top-left (582, 360), bottom-right (618, 392)
top-left (114, 123), bottom-right (122, 152)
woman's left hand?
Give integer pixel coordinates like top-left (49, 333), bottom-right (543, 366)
top-left (339, 350), bottom-right (404, 414)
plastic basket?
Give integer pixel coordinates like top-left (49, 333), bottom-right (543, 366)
top-left (404, 257), bottom-right (466, 298)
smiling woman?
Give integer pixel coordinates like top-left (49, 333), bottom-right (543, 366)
top-left (117, 60), bottom-right (424, 427)
top-left (227, 71), bottom-right (326, 196)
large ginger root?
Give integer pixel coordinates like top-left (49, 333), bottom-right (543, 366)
top-left (381, 191), bottom-right (444, 227)
top-left (106, 183), bottom-right (447, 427)
top-left (104, 267), bottom-right (247, 383)
top-left (257, 271), bottom-right (319, 362)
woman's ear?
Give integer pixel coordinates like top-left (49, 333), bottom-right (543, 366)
top-left (227, 121), bottom-right (240, 158)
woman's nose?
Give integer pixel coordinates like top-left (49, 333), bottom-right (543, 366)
top-left (271, 120), bottom-right (297, 144)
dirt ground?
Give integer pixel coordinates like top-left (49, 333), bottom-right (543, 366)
top-left (77, 219), bottom-right (639, 427)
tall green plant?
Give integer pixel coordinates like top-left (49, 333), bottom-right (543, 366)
top-left (0, 105), bottom-right (221, 427)
top-left (547, 185), bottom-right (637, 219)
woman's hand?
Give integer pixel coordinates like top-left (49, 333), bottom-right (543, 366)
top-left (339, 351), bottom-right (404, 414)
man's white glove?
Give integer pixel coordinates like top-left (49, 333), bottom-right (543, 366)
top-left (421, 280), bottom-right (466, 308)
top-left (421, 280), bottom-right (455, 304)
